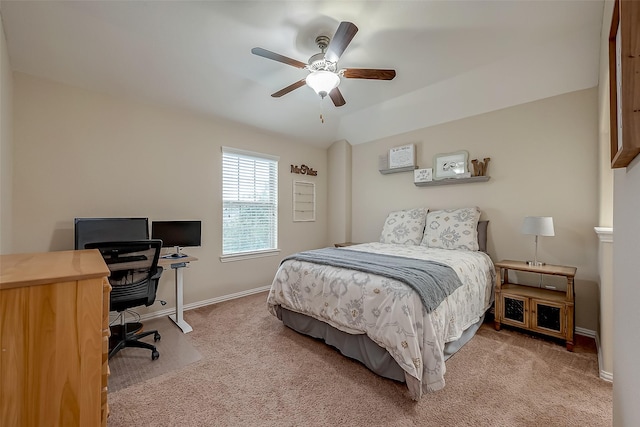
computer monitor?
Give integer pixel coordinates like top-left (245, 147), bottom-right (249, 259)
top-left (74, 217), bottom-right (149, 250)
top-left (151, 220), bottom-right (202, 257)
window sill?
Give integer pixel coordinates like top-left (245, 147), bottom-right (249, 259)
top-left (220, 249), bottom-right (281, 263)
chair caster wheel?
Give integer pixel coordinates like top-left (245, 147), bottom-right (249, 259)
top-left (154, 332), bottom-right (161, 341)
top-left (152, 350), bottom-right (160, 360)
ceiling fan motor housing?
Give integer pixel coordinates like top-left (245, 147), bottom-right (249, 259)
top-left (308, 35), bottom-right (337, 72)
top-left (308, 52), bottom-right (337, 72)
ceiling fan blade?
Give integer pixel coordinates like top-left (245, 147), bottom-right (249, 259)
top-left (343, 68), bottom-right (396, 80)
top-left (251, 47), bottom-right (307, 69)
top-left (271, 79), bottom-right (307, 98)
top-left (325, 22), bottom-right (358, 63)
top-left (329, 87), bottom-right (346, 107)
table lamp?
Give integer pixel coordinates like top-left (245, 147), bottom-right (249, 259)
top-left (521, 216), bottom-right (555, 266)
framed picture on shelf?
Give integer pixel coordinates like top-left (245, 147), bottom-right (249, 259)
top-left (433, 150), bottom-right (468, 180)
top-left (388, 144), bottom-right (416, 169)
top-left (414, 168), bottom-right (433, 183)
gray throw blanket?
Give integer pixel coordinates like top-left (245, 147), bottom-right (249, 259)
top-left (282, 247), bottom-right (464, 313)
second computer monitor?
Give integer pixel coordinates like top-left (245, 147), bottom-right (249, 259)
top-left (151, 220), bottom-right (201, 257)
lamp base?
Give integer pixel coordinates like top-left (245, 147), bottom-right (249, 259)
top-left (526, 260), bottom-right (546, 266)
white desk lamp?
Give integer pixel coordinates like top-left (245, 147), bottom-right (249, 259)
top-left (521, 216), bottom-right (555, 266)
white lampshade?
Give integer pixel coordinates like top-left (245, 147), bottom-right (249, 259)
top-left (305, 70), bottom-right (340, 98)
top-left (521, 216), bottom-right (555, 237)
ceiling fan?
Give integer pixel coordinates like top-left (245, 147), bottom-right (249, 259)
top-left (251, 21), bottom-right (396, 107)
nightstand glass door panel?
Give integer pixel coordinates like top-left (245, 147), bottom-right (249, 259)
top-left (531, 299), bottom-right (565, 338)
top-left (502, 294), bottom-right (528, 328)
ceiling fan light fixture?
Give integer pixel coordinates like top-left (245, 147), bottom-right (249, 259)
top-left (306, 70), bottom-right (340, 98)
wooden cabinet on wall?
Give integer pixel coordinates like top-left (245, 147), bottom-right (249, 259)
top-left (0, 250), bottom-right (111, 427)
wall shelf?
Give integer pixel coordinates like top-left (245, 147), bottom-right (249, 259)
top-left (414, 176), bottom-right (490, 187)
top-left (379, 166), bottom-right (418, 175)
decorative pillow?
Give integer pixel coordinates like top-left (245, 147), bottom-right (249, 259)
top-left (422, 207), bottom-right (481, 251)
top-left (379, 208), bottom-right (428, 245)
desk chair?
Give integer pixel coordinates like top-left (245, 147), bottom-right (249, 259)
top-left (87, 240), bottom-right (164, 360)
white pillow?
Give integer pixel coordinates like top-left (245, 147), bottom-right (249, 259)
top-left (422, 207), bottom-right (481, 251)
top-left (379, 208), bottom-right (428, 245)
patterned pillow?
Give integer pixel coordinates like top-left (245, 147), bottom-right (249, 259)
top-left (379, 208), bottom-right (428, 245)
top-left (421, 207), bottom-right (481, 251)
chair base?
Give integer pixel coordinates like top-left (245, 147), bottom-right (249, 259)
top-left (109, 313), bottom-right (161, 360)
top-left (109, 322), bottom-right (143, 344)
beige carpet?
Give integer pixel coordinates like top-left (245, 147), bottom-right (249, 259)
top-left (107, 292), bottom-right (612, 426)
top-left (107, 316), bottom-right (201, 393)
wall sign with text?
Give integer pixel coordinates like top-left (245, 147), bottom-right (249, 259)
top-left (290, 164), bottom-right (318, 176)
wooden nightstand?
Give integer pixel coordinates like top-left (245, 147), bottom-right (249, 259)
top-left (494, 260), bottom-right (577, 351)
top-left (334, 242), bottom-right (359, 247)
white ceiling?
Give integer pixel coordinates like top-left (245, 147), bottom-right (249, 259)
top-left (0, 1), bottom-right (604, 148)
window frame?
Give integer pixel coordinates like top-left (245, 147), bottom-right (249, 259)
top-left (220, 146), bottom-right (280, 262)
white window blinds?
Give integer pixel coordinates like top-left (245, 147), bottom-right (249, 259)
top-left (222, 147), bottom-right (278, 255)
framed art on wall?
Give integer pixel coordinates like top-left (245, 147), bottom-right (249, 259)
top-left (293, 181), bottom-right (315, 222)
top-left (609, 0), bottom-right (640, 168)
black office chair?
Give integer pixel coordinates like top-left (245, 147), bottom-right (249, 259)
top-left (86, 240), bottom-right (164, 360)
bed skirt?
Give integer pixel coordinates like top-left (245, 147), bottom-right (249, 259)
top-left (275, 305), bottom-right (486, 383)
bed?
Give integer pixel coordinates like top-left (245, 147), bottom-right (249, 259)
top-left (267, 207), bottom-right (495, 400)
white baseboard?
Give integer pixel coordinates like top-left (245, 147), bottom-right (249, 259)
top-left (130, 289), bottom-right (616, 383)
top-left (575, 326), bottom-right (596, 338)
top-left (564, 327), bottom-right (613, 381)
top-left (136, 285), bottom-right (271, 322)
top-left (595, 332), bottom-right (614, 382)
top-left (184, 285), bottom-right (271, 312)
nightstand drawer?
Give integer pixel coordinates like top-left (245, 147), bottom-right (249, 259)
top-left (530, 299), bottom-right (565, 338)
top-left (501, 293), bottom-right (529, 328)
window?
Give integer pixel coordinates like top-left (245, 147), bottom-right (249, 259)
top-left (221, 147), bottom-right (278, 258)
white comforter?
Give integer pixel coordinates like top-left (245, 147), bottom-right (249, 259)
top-left (267, 242), bottom-right (495, 400)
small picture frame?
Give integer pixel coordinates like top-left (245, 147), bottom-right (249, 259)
top-left (414, 168), bottom-right (433, 183)
top-left (433, 150), bottom-right (469, 180)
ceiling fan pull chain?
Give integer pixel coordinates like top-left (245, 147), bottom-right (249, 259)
top-left (319, 98), bottom-right (325, 124)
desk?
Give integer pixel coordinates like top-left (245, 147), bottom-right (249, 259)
top-left (158, 254), bottom-right (198, 333)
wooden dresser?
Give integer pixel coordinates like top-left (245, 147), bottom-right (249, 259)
top-left (0, 250), bottom-right (111, 426)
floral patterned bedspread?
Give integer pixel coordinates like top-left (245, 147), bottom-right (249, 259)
top-left (267, 242), bottom-right (495, 400)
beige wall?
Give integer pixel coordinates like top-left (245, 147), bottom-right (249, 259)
top-left (595, 0), bottom-right (615, 382)
top-left (351, 89), bottom-right (600, 331)
top-left (612, 157), bottom-right (640, 425)
top-left (597, 1), bottom-right (615, 229)
top-left (607, 0), bottom-right (640, 422)
top-left (327, 139), bottom-right (352, 244)
top-left (0, 14), bottom-right (13, 254)
top-left (11, 73), bottom-right (328, 313)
